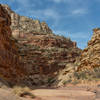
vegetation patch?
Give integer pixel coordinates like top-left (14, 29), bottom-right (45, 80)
top-left (13, 86), bottom-right (36, 98)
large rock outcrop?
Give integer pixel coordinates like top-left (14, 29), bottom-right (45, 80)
top-left (2, 4), bottom-right (81, 86)
top-left (78, 28), bottom-right (100, 71)
top-left (55, 28), bottom-right (100, 86)
top-left (2, 4), bottom-right (52, 39)
top-left (17, 34), bottom-right (80, 75)
top-left (0, 4), bottom-right (27, 84)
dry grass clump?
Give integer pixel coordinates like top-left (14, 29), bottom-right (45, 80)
top-left (12, 86), bottom-right (35, 98)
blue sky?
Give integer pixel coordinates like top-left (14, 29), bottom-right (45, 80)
top-left (1, 0), bottom-right (100, 49)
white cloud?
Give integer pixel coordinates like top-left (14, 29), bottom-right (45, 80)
top-left (13, 0), bottom-right (60, 20)
top-left (51, 0), bottom-right (65, 3)
top-left (49, 0), bottom-right (88, 17)
top-left (16, 0), bottom-right (29, 7)
top-left (43, 9), bottom-right (59, 18)
top-left (27, 8), bottom-right (60, 20)
top-left (50, 0), bottom-right (74, 3)
top-left (15, 0), bottom-right (35, 8)
top-left (71, 9), bottom-right (88, 15)
top-left (50, 0), bottom-right (84, 4)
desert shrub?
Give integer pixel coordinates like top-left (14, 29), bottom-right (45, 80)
top-left (74, 71), bottom-right (88, 80)
top-left (47, 77), bottom-right (56, 84)
top-left (74, 67), bottom-right (100, 81)
top-left (88, 67), bottom-right (100, 80)
top-left (71, 80), bottom-right (79, 85)
top-left (62, 79), bottom-right (72, 85)
top-left (13, 86), bottom-right (35, 98)
top-left (19, 91), bottom-right (35, 98)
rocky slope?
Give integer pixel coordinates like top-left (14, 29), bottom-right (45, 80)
top-left (1, 4), bottom-right (81, 86)
top-left (0, 4), bottom-right (28, 85)
top-left (56, 28), bottom-right (100, 86)
top-left (66, 28), bottom-right (100, 84)
top-left (78, 28), bottom-right (100, 71)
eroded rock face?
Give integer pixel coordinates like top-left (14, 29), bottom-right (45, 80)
top-left (15, 26), bottom-right (81, 85)
top-left (2, 4), bottom-right (81, 86)
top-left (17, 34), bottom-right (80, 74)
top-left (0, 4), bottom-right (27, 84)
top-left (2, 4), bottom-right (52, 39)
top-left (55, 28), bottom-right (100, 86)
top-left (78, 28), bottom-right (100, 71)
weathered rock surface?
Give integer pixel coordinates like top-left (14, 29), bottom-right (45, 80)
top-left (1, 4), bottom-right (81, 86)
top-left (15, 31), bottom-right (81, 86)
top-left (78, 28), bottom-right (100, 71)
top-left (56, 28), bottom-right (100, 86)
top-left (0, 4), bottom-right (82, 88)
top-left (0, 4), bottom-right (27, 84)
top-left (2, 4), bottom-right (52, 39)
top-left (17, 34), bottom-right (80, 74)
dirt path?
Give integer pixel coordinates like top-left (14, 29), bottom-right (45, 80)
top-left (0, 86), bottom-right (100, 100)
top-left (31, 87), bottom-right (98, 100)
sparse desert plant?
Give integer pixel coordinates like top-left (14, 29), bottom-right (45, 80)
top-left (93, 67), bottom-right (100, 79)
top-left (62, 79), bottom-right (72, 85)
top-left (71, 80), bottom-right (79, 85)
top-left (47, 77), bottom-right (55, 84)
top-left (74, 72), bottom-right (80, 79)
top-left (13, 86), bottom-right (35, 98)
top-left (74, 71), bottom-right (88, 80)
top-left (73, 67), bottom-right (100, 83)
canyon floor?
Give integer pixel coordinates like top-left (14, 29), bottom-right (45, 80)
top-left (0, 84), bottom-right (100, 100)
top-left (17, 85), bottom-right (100, 100)
top-left (1, 85), bottom-right (100, 100)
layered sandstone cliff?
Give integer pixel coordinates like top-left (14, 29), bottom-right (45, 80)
top-left (0, 4), bottom-right (27, 84)
top-left (1, 4), bottom-right (81, 86)
top-left (2, 4), bottom-right (52, 39)
top-left (78, 28), bottom-right (100, 71)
